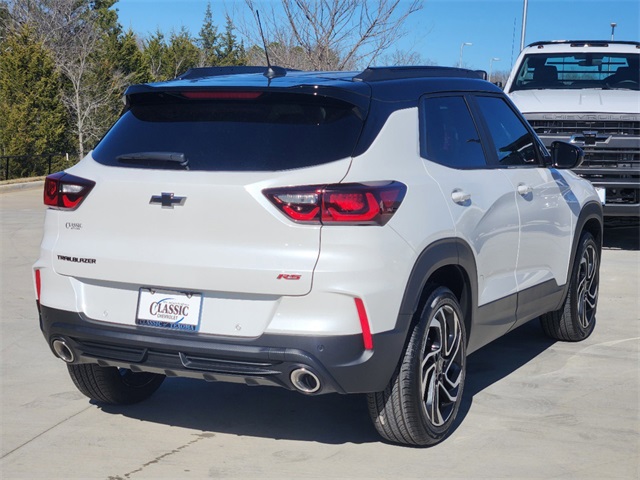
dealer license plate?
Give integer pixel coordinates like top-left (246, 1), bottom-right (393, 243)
top-left (595, 186), bottom-right (606, 205)
top-left (136, 288), bottom-right (202, 331)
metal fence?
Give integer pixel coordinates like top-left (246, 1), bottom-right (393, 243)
top-left (0, 153), bottom-right (77, 181)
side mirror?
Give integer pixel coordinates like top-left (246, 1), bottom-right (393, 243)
top-left (549, 141), bottom-right (584, 169)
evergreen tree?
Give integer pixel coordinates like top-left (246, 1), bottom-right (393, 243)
top-left (165, 27), bottom-right (199, 78)
top-left (217, 16), bottom-right (246, 66)
top-left (117, 29), bottom-right (150, 85)
top-left (0, 26), bottom-right (70, 177)
top-left (198, 1), bottom-right (218, 67)
top-left (143, 29), bottom-right (168, 81)
top-left (92, 0), bottom-right (120, 35)
top-left (0, 2), bottom-right (9, 41)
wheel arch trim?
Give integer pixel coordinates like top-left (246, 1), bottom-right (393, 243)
top-left (554, 201), bottom-right (603, 311)
top-left (396, 238), bottom-right (478, 343)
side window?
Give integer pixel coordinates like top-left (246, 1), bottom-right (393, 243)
top-left (475, 96), bottom-right (540, 166)
top-left (421, 96), bottom-right (487, 168)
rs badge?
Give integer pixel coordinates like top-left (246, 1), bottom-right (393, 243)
top-left (277, 274), bottom-right (302, 280)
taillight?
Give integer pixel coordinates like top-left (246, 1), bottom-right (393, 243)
top-left (264, 182), bottom-right (406, 226)
top-left (44, 172), bottom-right (95, 210)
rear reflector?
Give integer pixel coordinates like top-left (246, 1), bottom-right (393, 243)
top-left (264, 182), bottom-right (406, 226)
top-left (354, 298), bottom-right (374, 350)
top-left (44, 172), bottom-right (95, 210)
top-left (34, 269), bottom-right (41, 302)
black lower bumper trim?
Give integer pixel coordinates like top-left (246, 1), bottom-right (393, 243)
top-left (40, 305), bottom-right (409, 395)
top-left (602, 204), bottom-right (640, 217)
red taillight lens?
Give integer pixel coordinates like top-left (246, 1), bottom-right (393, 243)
top-left (264, 182), bottom-right (406, 226)
top-left (324, 191), bottom-right (380, 223)
top-left (44, 172), bottom-right (95, 210)
top-left (181, 91), bottom-right (263, 100)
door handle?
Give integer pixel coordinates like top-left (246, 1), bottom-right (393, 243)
top-left (517, 184), bottom-right (533, 196)
top-left (451, 189), bottom-right (471, 204)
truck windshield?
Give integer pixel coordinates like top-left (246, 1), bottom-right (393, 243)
top-left (510, 53), bottom-right (639, 91)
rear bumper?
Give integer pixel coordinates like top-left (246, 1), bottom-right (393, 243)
top-left (39, 304), bottom-right (409, 395)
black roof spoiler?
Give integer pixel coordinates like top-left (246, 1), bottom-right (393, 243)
top-left (177, 66), bottom-right (300, 80)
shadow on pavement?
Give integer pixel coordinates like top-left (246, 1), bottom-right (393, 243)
top-left (603, 218), bottom-right (639, 251)
top-left (451, 321), bottom-right (555, 436)
top-left (99, 321), bottom-right (556, 446)
top-left (100, 375), bottom-right (379, 445)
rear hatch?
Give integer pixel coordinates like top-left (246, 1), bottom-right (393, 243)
top-left (51, 86), bottom-right (367, 297)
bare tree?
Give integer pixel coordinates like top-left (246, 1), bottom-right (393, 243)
top-left (6, 0), bottom-right (128, 158)
top-left (377, 49), bottom-right (436, 67)
top-left (490, 69), bottom-right (511, 88)
top-left (241, 0), bottom-right (423, 70)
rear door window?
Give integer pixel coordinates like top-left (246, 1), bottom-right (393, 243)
top-left (420, 95), bottom-right (488, 168)
top-left (92, 92), bottom-right (364, 171)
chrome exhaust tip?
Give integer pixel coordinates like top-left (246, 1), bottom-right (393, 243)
top-left (51, 338), bottom-right (75, 363)
top-left (290, 368), bottom-right (321, 394)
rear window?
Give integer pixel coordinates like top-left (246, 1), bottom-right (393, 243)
top-left (92, 92), bottom-right (364, 171)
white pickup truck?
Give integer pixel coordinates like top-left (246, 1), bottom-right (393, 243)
top-left (505, 40), bottom-right (640, 217)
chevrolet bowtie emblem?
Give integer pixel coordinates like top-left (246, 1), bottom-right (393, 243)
top-left (149, 192), bottom-right (186, 208)
top-left (570, 131), bottom-right (611, 146)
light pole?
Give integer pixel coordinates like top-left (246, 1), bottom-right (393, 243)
top-left (459, 42), bottom-right (472, 68)
top-left (489, 57), bottom-right (501, 82)
top-left (520, 0), bottom-right (529, 51)
top-left (610, 22), bottom-right (617, 41)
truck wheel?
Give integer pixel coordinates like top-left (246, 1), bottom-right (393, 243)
top-left (367, 286), bottom-right (466, 446)
top-left (67, 364), bottom-right (165, 405)
top-left (540, 231), bottom-right (599, 342)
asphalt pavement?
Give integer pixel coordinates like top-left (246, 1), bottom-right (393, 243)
top-left (1, 184), bottom-right (638, 479)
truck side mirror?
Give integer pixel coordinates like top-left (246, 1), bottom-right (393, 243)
top-left (549, 141), bottom-right (584, 169)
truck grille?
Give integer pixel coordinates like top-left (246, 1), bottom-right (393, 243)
top-left (529, 120), bottom-right (640, 136)
top-left (579, 147), bottom-right (639, 166)
top-left (527, 118), bottom-right (640, 168)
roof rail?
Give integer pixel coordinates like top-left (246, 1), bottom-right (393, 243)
top-left (354, 66), bottom-right (487, 82)
top-left (527, 40), bottom-right (640, 48)
top-left (177, 66), bottom-right (299, 80)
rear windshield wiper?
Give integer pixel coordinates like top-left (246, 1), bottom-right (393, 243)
top-left (116, 152), bottom-right (189, 169)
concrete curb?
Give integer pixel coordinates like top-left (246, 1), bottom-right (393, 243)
top-left (0, 180), bottom-right (44, 193)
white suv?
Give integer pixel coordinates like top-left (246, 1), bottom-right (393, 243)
top-left (34, 66), bottom-right (603, 446)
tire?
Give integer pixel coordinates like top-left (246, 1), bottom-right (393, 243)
top-left (367, 286), bottom-right (467, 446)
top-left (67, 363), bottom-right (165, 405)
top-left (540, 231), bottom-right (599, 342)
